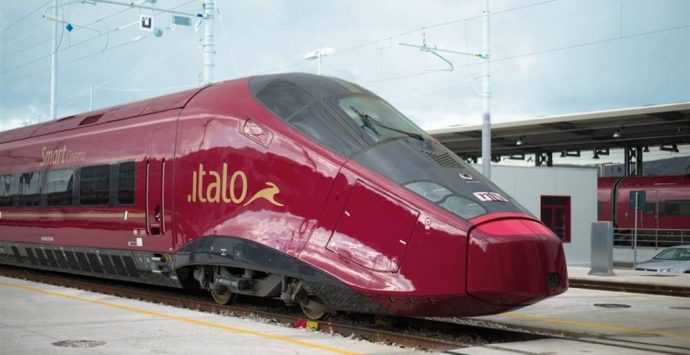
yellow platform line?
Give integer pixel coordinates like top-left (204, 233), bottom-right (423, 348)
top-left (503, 311), bottom-right (690, 340)
top-left (0, 280), bottom-right (362, 355)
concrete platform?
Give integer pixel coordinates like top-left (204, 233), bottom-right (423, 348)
top-left (456, 287), bottom-right (690, 354)
top-left (0, 276), bottom-right (419, 355)
top-left (2, 274), bottom-right (689, 355)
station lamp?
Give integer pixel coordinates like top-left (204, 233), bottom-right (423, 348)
top-left (304, 47), bottom-right (335, 75)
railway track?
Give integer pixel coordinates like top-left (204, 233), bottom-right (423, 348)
top-left (0, 265), bottom-right (543, 351)
top-left (569, 278), bottom-right (690, 297)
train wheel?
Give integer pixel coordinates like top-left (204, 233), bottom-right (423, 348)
top-left (299, 297), bottom-right (330, 320)
top-left (211, 287), bottom-right (235, 305)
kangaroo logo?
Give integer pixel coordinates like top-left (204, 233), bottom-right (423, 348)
top-left (243, 182), bottom-right (284, 207)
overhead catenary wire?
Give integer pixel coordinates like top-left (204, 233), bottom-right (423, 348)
top-left (4, 0), bottom-right (558, 78)
top-left (51, 3), bottom-right (690, 116)
top-left (57, 82), bottom-right (195, 107)
top-left (1, 22), bottom-right (50, 49)
top-left (84, 0), bottom-right (690, 89)
top-left (359, 22), bottom-right (690, 86)
top-left (0, 0), bottom-right (198, 77)
top-left (0, 0), bottom-right (203, 126)
top-left (4, 0), bottom-right (689, 124)
top-left (240, 0), bottom-right (560, 79)
top-left (2, 5), bottom-right (131, 55)
top-left (0, 7), bottom-right (129, 61)
top-left (4, 33), bottom-right (157, 110)
top-left (0, 0), bottom-right (196, 62)
top-left (0, 0), bottom-right (52, 34)
top-left (335, 0), bottom-right (559, 57)
top-left (56, 39), bottom-right (197, 108)
top-left (96, 83), bottom-right (196, 92)
top-left (216, 6), bottom-right (240, 78)
top-left (390, 77), bottom-right (477, 100)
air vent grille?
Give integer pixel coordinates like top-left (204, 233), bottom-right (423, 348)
top-left (423, 151), bottom-right (463, 168)
top-left (80, 114), bottom-right (103, 126)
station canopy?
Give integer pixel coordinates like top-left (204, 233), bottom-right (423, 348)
top-left (428, 102), bottom-right (690, 161)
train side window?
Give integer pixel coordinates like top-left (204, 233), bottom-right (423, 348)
top-left (45, 169), bottom-right (74, 206)
top-left (643, 198), bottom-right (656, 216)
top-left (117, 161), bottom-right (135, 205)
top-left (540, 196), bottom-right (571, 243)
top-left (80, 165), bottom-right (110, 205)
top-left (662, 200), bottom-right (690, 216)
top-left (18, 172), bottom-right (42, 207)
top-left (0, 175), bottom-right (17, 207)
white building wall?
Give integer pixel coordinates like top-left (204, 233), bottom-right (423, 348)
top-left (478, 165), bottom-right (597, 266)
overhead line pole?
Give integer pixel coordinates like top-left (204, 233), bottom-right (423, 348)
top-left (481, 0), bottom-right (491, 179)
top-left (88, 0), bottom-right (215, 85)
top-left (49, 0), bottom-right (58, 121)
top-left (201, 0), bottom-right (214, 85)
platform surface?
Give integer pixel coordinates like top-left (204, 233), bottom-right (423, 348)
top-left (0, 276), bottom-right (420, 355)
top-left (456, 286), bottom-right (690, 354)
top-left (2, 275), bottom-right (689, 355)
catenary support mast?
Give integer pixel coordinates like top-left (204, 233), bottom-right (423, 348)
top-left (201, 0), bottom-right (214, 85)
top-left (49, 0), bottom-right (58, 120)
top-left (481, 0), bottom-right (491, 178)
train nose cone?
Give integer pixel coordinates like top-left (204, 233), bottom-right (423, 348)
top-left (466, 218), bottom-right (568, 307)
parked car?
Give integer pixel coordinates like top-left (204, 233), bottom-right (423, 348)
top-left (635, 245), bottom-right (690, 273)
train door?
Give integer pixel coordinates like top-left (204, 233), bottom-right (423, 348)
top-left (640, 189), bottom-right (659, 234)
top-left (142, 118), bottom-right (177, 252)
top-left (540, 196), bottom-right (571, 243)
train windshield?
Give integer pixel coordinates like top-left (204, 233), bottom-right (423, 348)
top-left (336, 96), bottom-right (429, 143)
top-left (251, 74), bottom-right (532, 221)
top-left (405, 181), bottom-right (487, 219)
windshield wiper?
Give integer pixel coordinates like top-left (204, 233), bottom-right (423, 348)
top-left (350, 106), bottom-right (424, 141)
top-left (351, 106), bottom-right (380, 136)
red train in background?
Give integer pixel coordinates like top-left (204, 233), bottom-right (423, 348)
top-left (0, 73), bottom-right (567, 319)
top-left (598, 175), bottom-right (690, 246)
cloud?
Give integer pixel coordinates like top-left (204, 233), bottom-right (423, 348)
top-left (1, 0), bottom-right (688, 133)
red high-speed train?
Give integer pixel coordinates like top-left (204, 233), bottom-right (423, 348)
top-left (598, 175), bottom-right (690, 245)
top-left (0, 73), bottom-right (567, 319)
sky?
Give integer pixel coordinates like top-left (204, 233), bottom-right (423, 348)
top-left (1, 0), bottom-right (689, 164)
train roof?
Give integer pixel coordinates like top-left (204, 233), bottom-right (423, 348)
top-left (0, 86), bottom-right (206, 145)
top-left (0, 73), bottom-right (373, 146)
top-left (249, 73), bottom-right (372, 101)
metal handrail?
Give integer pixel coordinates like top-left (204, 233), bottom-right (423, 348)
top-left (613, 227), bottom-right (690, 248)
